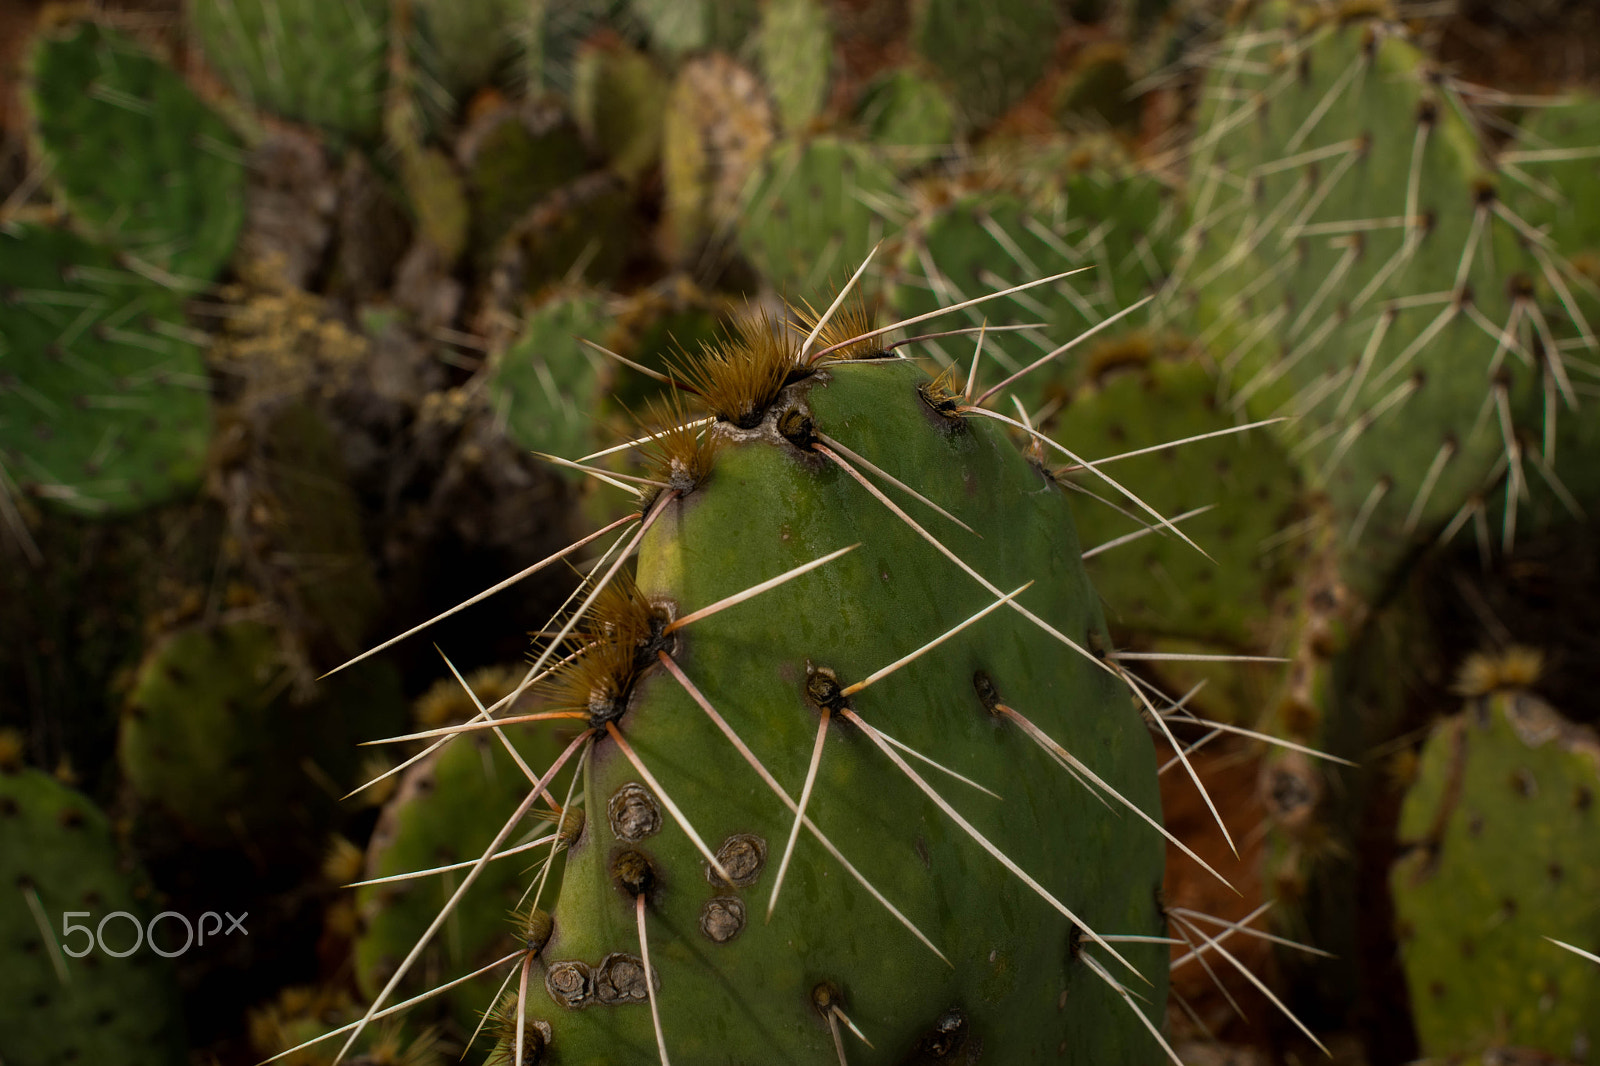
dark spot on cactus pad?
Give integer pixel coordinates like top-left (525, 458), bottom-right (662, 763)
top-left (1467, 812), bottom-right (1485, 837)
top-left (804, 663), bottom-right (850, 713)
top-left (595, 952), bottom-right (654, 1004)
top-left (811, 979), bottom-right (845, 1016)
top-left (700, 896), bottom-right (746, 943)
top-left (608, 783), bottom-right (663, 842)
top-left (710, 833), bottom-right (767, 886)
top-left (1511, 768), bottom-right (1536, 797)
top-left (545, 960), bottom-right (595, 1009)
top-left (777, 403), bottom-right (816, 451)
top-left (58, 806), bottom-right (85, 830)
top-left (612, 849), bottom-right (656, 898)
top-left (972, 670), bottom-right (1002, 716)
top-left (1576, 785), bottom-right (1593, 812)
top-left (1417, 99), bottom-right (1438, 127)
top-left (1087, 630), bottom-right (1108, 660)
top-left (1459, 936), bottom-right (1476, 959)
top-left (0, 797), bottom-right (15, 817)
top-left (907, 1007), bottom-right (971, 1059)
top-left (1066, 922), bottom-right (1084, 962)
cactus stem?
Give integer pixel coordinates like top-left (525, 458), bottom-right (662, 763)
top-left (768, 707), bottom-right (830, 921)
top-left (604, 721), bottom-right (734, 886)
top-left (814, 431), bottom-right (977, 535)
top-left (335, 730), bottom-right (592, 1064)
top-left (321, 512), bottom-right (641, 679)
top-left (807, 267), bottom-right (1093, 364)
top-left (655, 651), bottom-right (951, 965)
top-left (636, 893), bottom-right (671, 1066)
top-left (838, 705), bottom-right (1143, 980)
top-left (997, 701), bottom-right (1237, 891)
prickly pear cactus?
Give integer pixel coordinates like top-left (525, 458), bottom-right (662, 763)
top-left (0, 765), bottom-right (186, 1065)
top-left (28, 21), bottom-right (246, 282)
top-left (1392, 684), bottom-right (1600, 1059)
top-left (0, 225), bottom-right (211, 515)
top-left (470, 349), bottom-right (1170, 1061)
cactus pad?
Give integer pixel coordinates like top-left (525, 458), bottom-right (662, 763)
top-left (0, 766), bottom-right (186, 1065)
top-left (28, 22), bottom-right (246, 282)
top-left (1392, 689), bottom-right (1600, 1058)
top-left (0, 225), bottom-right (210, 515)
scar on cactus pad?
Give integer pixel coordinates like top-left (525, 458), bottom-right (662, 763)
top-left (304, 265), bottom-right (1331, 1065)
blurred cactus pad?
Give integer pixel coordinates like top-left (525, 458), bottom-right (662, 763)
top-left (2, 0), bottom-right (1599, 1064)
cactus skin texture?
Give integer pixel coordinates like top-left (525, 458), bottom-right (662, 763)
top-left (0, 225), bottom-right (210, 515)
top-left (0, 766), bottom-right (186, 1065)
top-left (489, 356), bottom-right (1167, 1062)
top-left (189, 0), bottom-right (387, 140)
top-left (28, 22), bottom-right (246, 282)
top-left (1392, 686), bottom-right (1600, 1059)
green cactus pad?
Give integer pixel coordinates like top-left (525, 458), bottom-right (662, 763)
top-left (509, 357), bottom-right (1167, 1062)
top-left (1182, 3), bottom-right (1596, 595)
top-left (735, 136), bottom-right (900, 295)
top-left (660, 53), bottom-right (776, 263)
top-left (856, 68), bottom-right (957, 163)
top-left (891, 166), bottom-right (1174, 402)
top-left (190, 0), bottom-right (387, 139)
top-left (410, 0), bottom-right (526, 105)
top-left (28, 22), bottom-right (246, 282)
top-left (356, 708), bottom-right (582, 1029)
top-left (489, 290), bottom-right (613, 471)
top-left (462, 105), bottom-right (589, 274)
top-left (1053, 352), bottom-right (1304, 651)
top-left (911, 0), bottom-right (1061, 129)
top-left (0, 767), bottom-right (185, 1065)
top-left (119, 620), bottom-right (404, 852)
top-left (756, 0), bottom-right (831, 134)
top-left (574, 41), bottom-right (668, 183)
top-left (0, 225), bottom-right (210, 515)
top-left (1392, 689), bottom-right (1600, 1058)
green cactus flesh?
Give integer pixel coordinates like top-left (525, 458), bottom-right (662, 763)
top-left (910, 0), bottom-right (1061, 130)
top-left (1392, 689), bottom-right (1600, 1058)
top-left (119, 620), bottom-right (404, 852)
top-left (892, 169), bottom-right (1174, 408)
top-left (756, 0), bottom-right (831, 135)
top-left (1051, 352), bottom-right (1303, 656)
top-left (28, 22), bottom-right (246, 283)
top-left (189, 0), bottom-right (387, 139)
top-left (0, 766), bottom-right (185, 1065)
top-left (0, 225), bottom-right (210, 515)
top-left (1182, 3), bottom-right (1597, 595)
top-left (357, 716), bottom-right (582, 1030)
top-left (855, 69), bottom-right (957, 164)
top-left (573, 41), bottom-right (668, 184)
top-left (735, 137), bottom-right (900, 297)
top-left (489, 291), bottom-right (613, 473)
top-left (470, 356), bottom-right (1170, 1063)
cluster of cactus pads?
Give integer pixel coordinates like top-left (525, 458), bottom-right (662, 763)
top-left (7, 0), bottom-right (1600, 1063)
